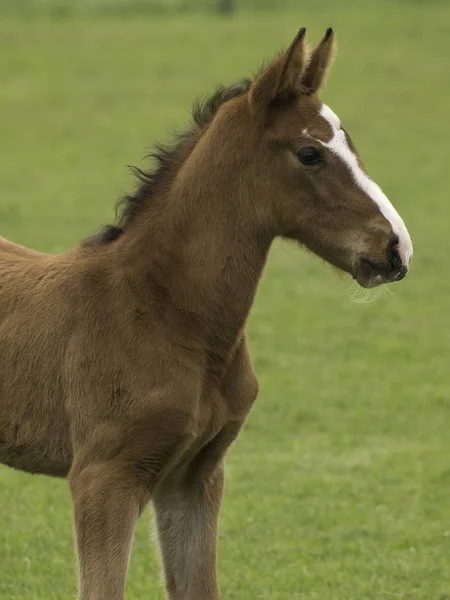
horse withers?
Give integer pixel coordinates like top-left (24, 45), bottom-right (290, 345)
top-left (0, 28), bottom-right (412, 600)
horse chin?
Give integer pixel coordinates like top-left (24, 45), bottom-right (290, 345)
top-left (353, 273), bottom-right (386, 289)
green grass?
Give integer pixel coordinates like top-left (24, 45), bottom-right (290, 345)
top-left (1, 2), bottom-right (450, 598)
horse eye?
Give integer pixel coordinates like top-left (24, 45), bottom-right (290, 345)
top-left (298, 147), bottom-right (322, 166)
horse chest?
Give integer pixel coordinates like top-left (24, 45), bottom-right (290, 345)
top-left (187, 361), bottom-right (258, 456)
top-left (202, 359), bottom-right (256, 426)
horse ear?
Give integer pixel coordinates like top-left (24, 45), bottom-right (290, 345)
top-left (301, 28), bottom-right (335, 93)
top-left (249, 27), bottom-right (307, 111)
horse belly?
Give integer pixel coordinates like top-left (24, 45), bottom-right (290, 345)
top-left (0, 401), bottom-right (73, 477)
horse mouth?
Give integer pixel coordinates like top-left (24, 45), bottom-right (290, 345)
top-left (353, 257), bottom-right (408, 288)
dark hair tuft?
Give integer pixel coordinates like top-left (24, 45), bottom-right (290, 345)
top-left (86, 79), bottom-right (252, 245)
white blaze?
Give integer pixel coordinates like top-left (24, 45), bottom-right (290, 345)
top-left (319, 103), bottom-right (413, 265)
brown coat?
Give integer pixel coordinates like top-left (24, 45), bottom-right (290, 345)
top-left (0, 27), bottom-right (410, 600)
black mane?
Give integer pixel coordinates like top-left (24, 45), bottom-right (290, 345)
top-left (86, 79), bottom-right (252, 245)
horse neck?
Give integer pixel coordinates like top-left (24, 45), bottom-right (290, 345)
top-left (115, 167), bottom-right (272, 356)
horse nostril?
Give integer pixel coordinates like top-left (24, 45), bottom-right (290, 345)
top-left (386, 234), bottom-right (408, 282)
top-left (393, 265), bottom-right (408, 282)
top-left (387, 235), bottom-right (401, 269)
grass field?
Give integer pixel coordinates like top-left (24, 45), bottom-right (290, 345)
top-left (1, 1), bottom-right (450, 598)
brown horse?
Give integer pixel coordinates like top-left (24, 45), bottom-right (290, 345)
top-left (0, 28), bottom-right (412, 600)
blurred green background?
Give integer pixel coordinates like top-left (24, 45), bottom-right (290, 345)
top-left (1, 1), bottom-right (449, 599)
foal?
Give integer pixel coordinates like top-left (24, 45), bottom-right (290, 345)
top-left (0, 28), bottom-right (412, 599)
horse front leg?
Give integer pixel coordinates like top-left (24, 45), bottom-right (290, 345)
top-left (153, 420), bottom-right (243, 600)
top-left (153, 467), bottom-right (224, 600)
top-left (68, 411), bottom-right (194, 600)
top-left (69, 461), bottom-right (147, 600)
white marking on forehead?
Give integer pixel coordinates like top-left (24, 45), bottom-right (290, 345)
top-left (318, 103), bottom-right (413, 265)
top-left (320, 103), bottom-right (341, 130)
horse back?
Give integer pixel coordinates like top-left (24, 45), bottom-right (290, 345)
top-left (0, 236), bottom-right (48, 259)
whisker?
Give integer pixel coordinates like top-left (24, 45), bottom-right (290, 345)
top-left (342, 280), bottom-right (390, 305)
